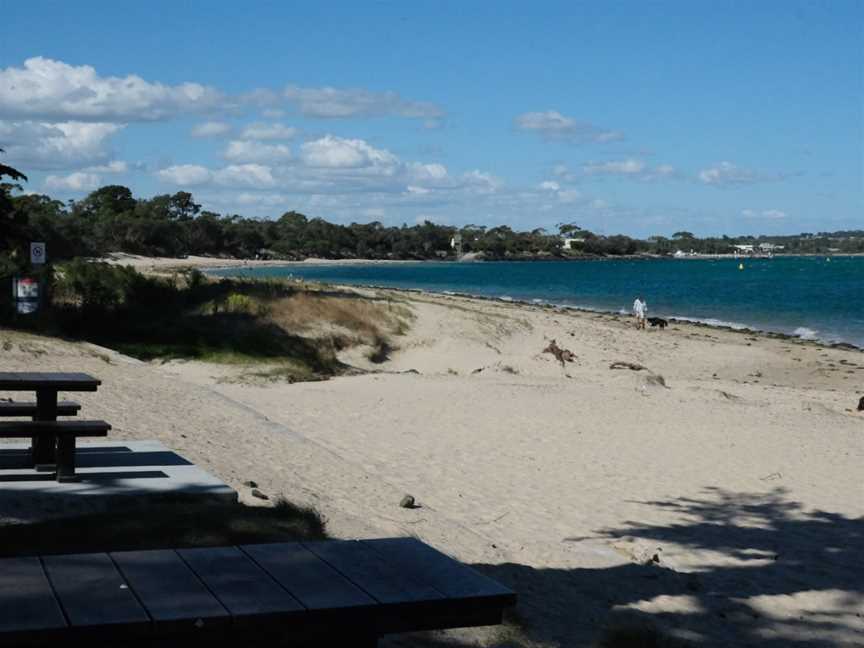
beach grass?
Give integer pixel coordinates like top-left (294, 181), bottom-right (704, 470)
top-left (25, 265), bottom-right (415, 381)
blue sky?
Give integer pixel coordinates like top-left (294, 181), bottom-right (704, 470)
top-left (2, 1), bottom-right (861, 237)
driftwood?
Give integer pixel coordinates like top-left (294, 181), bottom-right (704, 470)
top-left (610, 361), bottom-right (648, 372)
top-left (543, 339), bottom-right (576, 367)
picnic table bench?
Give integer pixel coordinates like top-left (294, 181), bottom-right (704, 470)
top-left (0, 420), bottom-right (111, 482)
top-left (0, 372), bottom-right (106, 482)
top-left (0, 538), bottom-right (516, 646)
top-left (0, 401), bottom-right (81, 417)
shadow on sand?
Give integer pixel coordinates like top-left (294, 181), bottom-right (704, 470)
top-left (388, 488), bottom-right (863, 647)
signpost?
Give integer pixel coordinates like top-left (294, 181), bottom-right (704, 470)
top-left (30, 242), bottom-right (46, 265)
top-left (13, 277), bottom-right (40, 314)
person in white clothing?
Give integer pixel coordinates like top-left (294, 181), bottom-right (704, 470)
top-left (632, 296), bottom-right (647, 330)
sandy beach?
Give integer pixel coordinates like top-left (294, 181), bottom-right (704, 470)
top-left (105, 252), bottom-right (426, 273)
top-left (2, 270), bottom-right (862, 646)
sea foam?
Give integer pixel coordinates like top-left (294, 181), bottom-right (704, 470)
top-left (793, 327), bottom-right (819, 340)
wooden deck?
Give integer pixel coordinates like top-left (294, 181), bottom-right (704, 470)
top-left (0, 538), bottom-right (515, 645)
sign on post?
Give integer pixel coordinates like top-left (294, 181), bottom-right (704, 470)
top-left (13, 277), bottom-right (40, 314)
top-left (30, 242), bottom-right (46, 265)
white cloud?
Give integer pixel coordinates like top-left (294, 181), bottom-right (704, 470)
top-left (0, 57), bottom-right (224, 122)
top-left (742, 209), bottom-right (787, 219)
top-left (300, 135), bottom-right (398, 169)
top-left (157, 163), bottom-right (277, 189)
top-left (283, 85), bottom-right (443, 119)
top-left (579, 159), bottom-right (677, 180)
top-left (44, 171), bottom-right (102, 191)
top-left (86, 160), bottom-right (127, 173)
top-left (557, 189), bottom-right (583, 203)
top-left (699, 162), bottom-right (788, 186)
top-left (0, 120), bottom-right (123, 170)
top-left (462, 170), bottom-right (501, 194)
top-left (240, 122), bottom-right (297, 140)
top-left (582, 159), bottom-right (646, 175)
top-left (514, 110), bottom-right (623, 143)
top-left (224, 140), bottom-right (292, 163)
top-left (157, 164), bottom-right (213, 186)
top-left (539, 181), bottom-right (560, 191)
top-left (407, 162), bottom-right (448, 183)
top-left (261, 109), bottom-right (285, 119)
top-left (233, 192), bottom-right (291, 207)
top-left (405, 185), bottom-right (431, 195)
top-left (213, 164), bottom-right (276, 188)
top-left (191, 121), bottom-right (231, 137)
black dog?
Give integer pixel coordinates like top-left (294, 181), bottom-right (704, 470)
top-left (647, 317), bottom-right (668, 329)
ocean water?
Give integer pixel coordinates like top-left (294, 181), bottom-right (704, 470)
top-left (212, 256), bottom-right (864, 348)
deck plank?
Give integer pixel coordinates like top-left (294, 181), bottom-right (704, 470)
top-left (361, 538), bottom-right (516, 602)
top-left (111, 549), bottom-right (229, 634)
top-left (241, 542), bottom-right (375, 610)
top-left (178, 546), bottom-right (304, 621)
top-left (42, 553), bottom-right (150, 634)
top-left (303, 540), bottom-right (445, 604)
top-left (0, 557), bottom-right (67, 639)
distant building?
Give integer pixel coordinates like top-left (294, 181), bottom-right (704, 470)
top-left (758, 243), bottom-right (784, 252)
top-left (562, 237), bottom-right (586, 250)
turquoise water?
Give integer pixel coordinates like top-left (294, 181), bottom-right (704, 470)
top-left (212, 257), bottom-right (864, 348)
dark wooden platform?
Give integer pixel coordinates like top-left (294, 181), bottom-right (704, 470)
top-left (0, 538), bottom-right (515, 646)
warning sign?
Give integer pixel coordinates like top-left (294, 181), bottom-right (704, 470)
top-left (30, 242), bottom-right (46, 265)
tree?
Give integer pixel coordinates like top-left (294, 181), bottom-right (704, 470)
top-left (557, 222), bottom-right (582, 237)
top-left (0, 150), bottom-right (30, 279)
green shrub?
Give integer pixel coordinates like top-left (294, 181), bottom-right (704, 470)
top-left (55, 259), bottom-right (138, 311)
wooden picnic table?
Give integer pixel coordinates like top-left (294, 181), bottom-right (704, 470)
top-left (0, 373), bottom-right (101, 471)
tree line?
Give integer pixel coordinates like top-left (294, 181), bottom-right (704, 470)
top-left (2, 173), bottom-right (863, 278)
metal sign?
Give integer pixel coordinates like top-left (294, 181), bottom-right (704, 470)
top-left (13, 277), bottom-right (39, 314)
top-left (30, 242), bottom-right (46, 265)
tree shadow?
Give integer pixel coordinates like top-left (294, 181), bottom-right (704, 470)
top-left (461, 488), bottom-right (863, 647)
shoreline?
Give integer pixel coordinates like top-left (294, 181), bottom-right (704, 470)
top-left (210, 276), bottom-right (864, 354)
top-left (372, 286), bottom-right (864, 352)
top-left (105, 253), bottom-right (864, 352)
top-left (105, 251), bottom-right (864, 274)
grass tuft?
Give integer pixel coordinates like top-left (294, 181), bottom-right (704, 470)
top-left (0, 499), bottom-right (327, 558)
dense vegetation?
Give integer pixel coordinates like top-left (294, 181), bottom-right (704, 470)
top-left (5, 257), bottom-right (413, 378)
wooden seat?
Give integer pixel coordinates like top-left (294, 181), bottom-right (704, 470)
top-left (0, 401), bottom-right (81, 417)
top-left (0, 421), bottom-right (110, 437)
top-left (0, 539), bottom-right (516, 646)
top-left (0, 420), bottom-right (110, 482)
